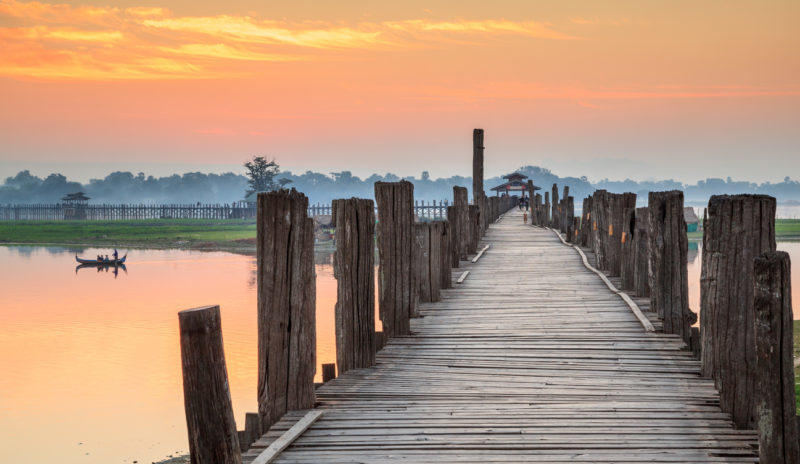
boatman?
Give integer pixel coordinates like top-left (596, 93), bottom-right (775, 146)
top-left (113, 249), bottom-right (118, 260)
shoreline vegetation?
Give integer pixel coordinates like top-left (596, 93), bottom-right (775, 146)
top-left (1, 218), bottom-right (800, 251)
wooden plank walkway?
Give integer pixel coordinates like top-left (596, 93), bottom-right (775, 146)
top-left (249, 208), bottom-right (758, 463)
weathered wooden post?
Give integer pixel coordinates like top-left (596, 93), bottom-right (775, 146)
top-left (453, 186), bottom-right (469, 259)
top-left (648, 191), bottom-right (690, 345)
top-left (256, 190), bottom-right (316, 433)
top-left (534, 193), bottom-right (543, 226)
top-left (754, 251), bottom-right (799, 463)
top-left (565, 196), bottom-right (575, 241)
top-left (543, 192), bottom-right (550, 227)
top-left (551, 184), bottom-right (559, 229)
top-left (591, 190), bottom-right (609, 269)
top-left (414, 223), bottom-right (433, 303)
top-left (179, 305), bottom-right (242, 464)
top-left (701, 194), bottom-right (776, 429)
top-left (473, 129), bottom-right (487, 233)
top-left (440, 221), bottom-right (453, 288)
top-left (620, 208), bottom-right (636, 291)
top-left (332, 198), bottom-right (375, 375)
top-left (633, 207), bottom-right (651, 297)
top-left (447, 206), bottom-right (460, 268)
top-left (375, 181), bottom-right (416, 338)
top-left (468, 205), bottom-right (480, 253)
top-left (560, 186), bottom-right (570, 233)
top-left (579, 196), bottom-right (592, 247)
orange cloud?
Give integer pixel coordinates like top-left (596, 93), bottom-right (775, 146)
top-left (0, 0), bottom-right (579, 80)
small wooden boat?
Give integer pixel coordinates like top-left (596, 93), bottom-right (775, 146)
top-left (75, 254), bottom-right (127, 265)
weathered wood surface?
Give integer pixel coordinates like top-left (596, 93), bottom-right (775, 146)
top-left (468, 204), bottom-right (480, 254)
top-left (648, 190), bottom-right (691, 345)
top-left (633, 206), bottom-right (651, 297)
top-left (179, 305), bottom-right (242, 464)
top-left (580, 195), bottom-right (593, 248)
top-left (754, 251), bottom-right (799, 463)
top-left (453, 186), bottom-right (470, 260)
top-left (551, 184), bottom-right (559, 229)
top-left (257, 190), bottom-right (316, 433)
top-left (375, 181), bottom-right (416, 338)
top-left (257, 208), bottom-right (757, 463)
top-left (473, 129), bottom-right (487, 233)
top-left (439, 221), bottom-right (453, 288)
top-left (700, 194), bottom-right (776, 430)
top-left (332, 198), bottom-right (376, 375)
top-left (620, 207), bottom-right (636, 291)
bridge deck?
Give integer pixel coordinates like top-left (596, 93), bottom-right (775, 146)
top-left (255, 208), bottom-right (758, 463)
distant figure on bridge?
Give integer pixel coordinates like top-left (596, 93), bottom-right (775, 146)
top-left (523, 212), bottom-right (528, 224)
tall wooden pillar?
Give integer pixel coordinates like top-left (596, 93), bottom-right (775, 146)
top-left (472, 129), bottom-right (486, 233)
top-left (256, 189), bottom-right (316, 432)
top-left (332, 198), bottom-right (375, 375)
top-left (701, 194), bottom-right (776, 429)
top-left (648, 191), bottom-right (690, 344)
top-left (375, 181), bottom-right (416, 338)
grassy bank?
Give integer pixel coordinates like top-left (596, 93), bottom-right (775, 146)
top-left (688, 218), bottom-right (800, 240)
top-left (0, 219), bottom-right (259, 251)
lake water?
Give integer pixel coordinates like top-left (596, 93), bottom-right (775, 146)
top-left (0, 241), bottom-right (798, 464)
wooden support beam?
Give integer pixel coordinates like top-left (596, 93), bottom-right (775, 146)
top-left (456, 270), bottom-right (470, 284)
top-left (471, 244), bottom-right (490, 263)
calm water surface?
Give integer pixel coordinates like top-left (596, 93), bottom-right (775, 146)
top-left (1, 242), bottom-right (798, 463)
top-left (0, 246), bottom-right (344, 464)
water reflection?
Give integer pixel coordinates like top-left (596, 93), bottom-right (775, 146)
top-left (0, 245), bottom-right (342, 464)
top-left (75, 263), bottom-right (128, 278)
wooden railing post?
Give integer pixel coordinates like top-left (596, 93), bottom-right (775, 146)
top-left (375, 181), bottom-right (416, 338)
top-left (332, 198), bottom-right (376, 375)
top-left (701, 194), bottom-right (776, 429)
top-left (648, 191), bottom-right (690, 345)
top-left (579, 196), bottom-right (592, 247)
top-left (256, 190), bottom-right (316, 433)
top-left (179, 305), bottom-right (242, 464)
top-left (754, 251), bottom-right (799, 463)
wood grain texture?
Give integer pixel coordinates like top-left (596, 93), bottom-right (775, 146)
top-left (633, 207), bottom-right (651, 298)
top-left (257, 190), bottom-right (316, 433)
top-left (332, 198), bottom-right (376, 374)
top-left (620, 207), bottom-right (636, 291)
top-left (700, 194), bottom-right (776, 430)
top-left (473, 129), bottom-right (487, 234)
top-left (179, 305), bottom-right (242, 464)
top-left (439, 220), bottom-right (453, 288)
top-left (754, 251), bottom-right (798, 463)
top-left (245, 208), bottom-right (757, 464)
top-left (375, 181), bottom-right (416, 338)
top-left (551, 184), bottom-right (559, 230)
top-left (648, 191), bottom-right (690, 345)
top-left (453, 186), bottom-right (470, 260)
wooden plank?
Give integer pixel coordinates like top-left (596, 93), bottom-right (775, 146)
top-left (456, 270), bottom-right (470, 284)
top-left (250, 410), bottom-right (323, 464)
top-left (471, 244), bottom-right (490, 263)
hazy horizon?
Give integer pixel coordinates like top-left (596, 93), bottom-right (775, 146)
top-left (1, 1), bottom-right (797, 186)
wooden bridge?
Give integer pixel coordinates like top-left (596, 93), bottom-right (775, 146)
top-left (243, 208), bottom-right (758, 463)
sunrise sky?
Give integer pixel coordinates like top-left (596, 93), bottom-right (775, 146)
top-left (0, 0), bottom-right (798, 182)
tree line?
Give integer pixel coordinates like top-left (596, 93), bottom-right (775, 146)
top-left (2, 166), bottom-right (800, 206)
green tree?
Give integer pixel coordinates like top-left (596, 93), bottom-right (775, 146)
top-left (244, 156), bottom-right (291, 197)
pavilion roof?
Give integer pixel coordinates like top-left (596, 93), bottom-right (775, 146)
top-left (62, 192), bottom-right (90, 201)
